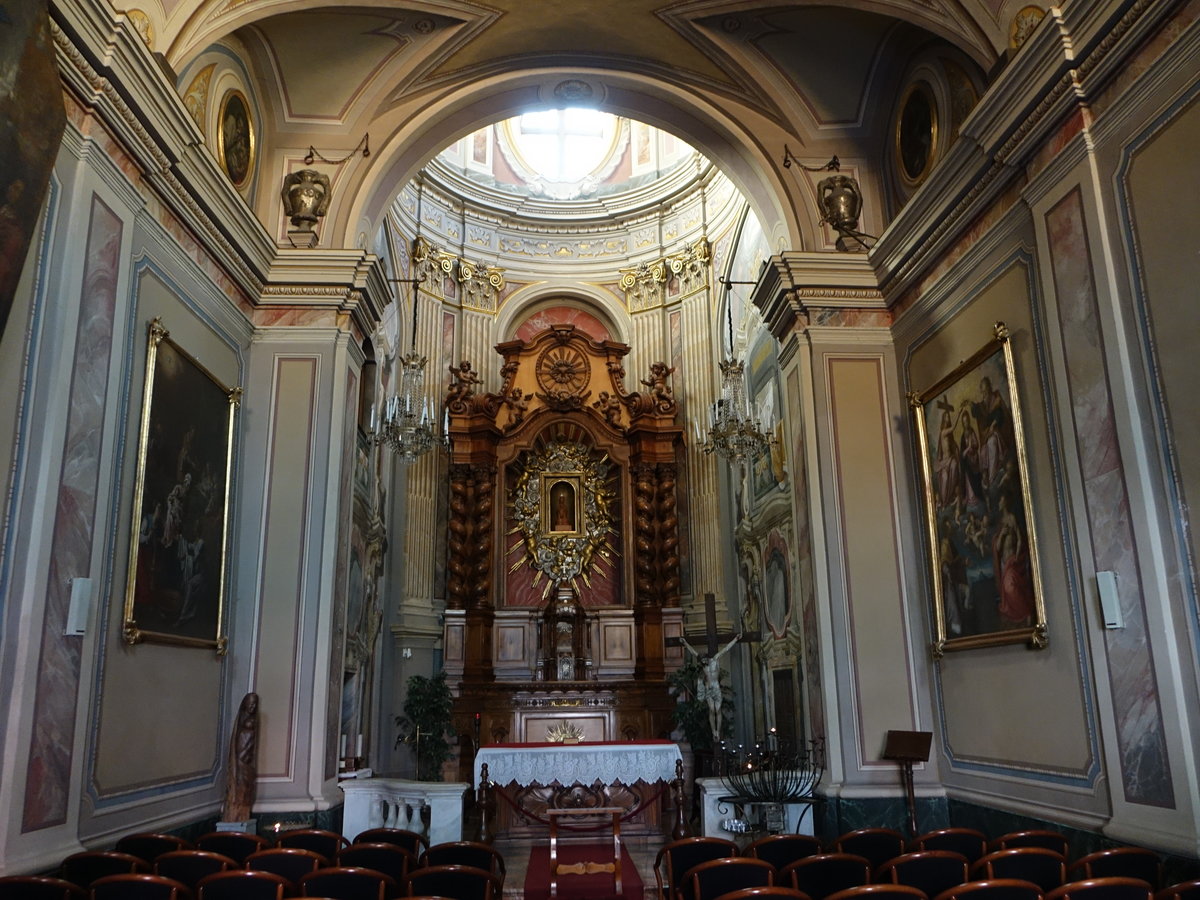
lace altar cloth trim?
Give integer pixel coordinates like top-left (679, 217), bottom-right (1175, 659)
top-left (474, 742), bottom-right (682, 788)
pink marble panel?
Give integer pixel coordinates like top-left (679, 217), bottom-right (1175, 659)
top-left (514, 306), bottom-right (611, 344)
top-left (23, 195), bottom-right (122, 831)
top-left (1046, 188), bottom-right (1173, 808)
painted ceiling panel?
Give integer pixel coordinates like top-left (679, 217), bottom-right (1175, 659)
top-left (250, 10), bottom-right (411, 121)
top-left (754, 7), bottom-right (896, 126)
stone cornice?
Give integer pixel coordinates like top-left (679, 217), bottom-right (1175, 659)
top-left (50, 0), bottom-right (392, 337)
top-left (753, 252), bottom-right (885, 342)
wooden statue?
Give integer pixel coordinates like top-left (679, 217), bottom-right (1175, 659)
top-left (222, 692), bottom-right (259, 822)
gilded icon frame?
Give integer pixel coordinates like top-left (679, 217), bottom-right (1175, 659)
top-left (216, 88), bottom-right (255, 188)
top-left (909, 321), bottom-right (1047, 657)
top-left (123, 318), bottom-right (240, 653)
top-left (542, 474), bottom-right (582, 536)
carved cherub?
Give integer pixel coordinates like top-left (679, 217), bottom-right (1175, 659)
top-left (641, 362), bottom-right (675, 405)
top-left (593, 390), bottom-right (624, 427)
top-left (447, 360), bottom-right (481, 404)
top-left (505, 387), bottom-right (530, 426)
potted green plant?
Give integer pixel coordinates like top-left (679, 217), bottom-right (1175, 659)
top-left (395, 671), bottom-right (455, 781)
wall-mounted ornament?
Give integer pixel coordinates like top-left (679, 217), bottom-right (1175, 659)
top-left (783, 150), bottom-right (875, 251)
top-left (281, 169), bottom-right (331, 248)
top-left (1009, 6), bottom-right (1046, 51)
top-left (217, 88), bottom-right (255, 189)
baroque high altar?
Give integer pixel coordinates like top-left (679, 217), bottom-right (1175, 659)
top-left (442, 325), bottom-right (686, 758)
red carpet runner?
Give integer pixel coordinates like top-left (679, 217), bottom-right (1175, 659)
top-left (524, 843), bottom-right (644, 900)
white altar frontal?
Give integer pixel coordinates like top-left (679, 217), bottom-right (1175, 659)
top-left (475, 741), bottom-right (683, 839)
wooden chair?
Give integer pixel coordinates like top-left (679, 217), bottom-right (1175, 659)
top-left (195, 834), bottom-right (270, 866)
top-left (911, 831), bottom-right (988, 864)
top-left (1156, 881), bottom-right (1200, 900)
top-left (298, 866), bottom-right (397, 899)
top-left (933, 878), bottom-right (1044, 900)
top-left (685, 857), bottom-right (775, 900)
top-left (713, 889), bottom-right (813, 900)
top-left (89, 873), bottom-right (193, 900)
top-left (335, 844), bottom-right (414, 886)
top-left (747, 836), bottom-right (825, 872)
top-left (59, 851), bottom-right (147, 888)
top-left (834, 831), bottom-right (907, 871)
top-left (1045, 879), bottom-right (1154, 900)
top-left (0, 876), bottom-right (87, 899)
top-left (973, 849), bottom-right (1067, 893)
top-left (275, 830), bottom-right (349, 861)
top-left (655, 837), bottom-right (740, 900)
top-left (116, 834), bottom-right (194, 863)
top-left (780, 854), bottom-right (873, 900)
top-left (195, 870), bottom-right (289, 900)
top-left (154, 851), bottom-right (237, 892)
top-left (419, 841), bottom-right (505, 887)
top-left (877, 851), bottom-right (970, 899)
top-left (825, 887), bottom-right (929, 900)
top-left (405, 865), bottom-right (498, 900)
top-left (352, 829), bottom-right (428, 857)
top-left (245, 848), bottom-right (328, 885)
top-left (1070, 850), bottom-right (1162, 890)
top-left (989, 834), bottom-right (1069, 858)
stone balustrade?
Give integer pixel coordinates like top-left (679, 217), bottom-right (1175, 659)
top-left (339, 776), bottom-right (469, 846)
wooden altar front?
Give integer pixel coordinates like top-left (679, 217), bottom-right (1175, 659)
top-left (440, 326), bottom-right (687, 789)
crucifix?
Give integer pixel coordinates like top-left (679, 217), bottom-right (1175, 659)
top-left (668, 593), bottom-right (761, 742)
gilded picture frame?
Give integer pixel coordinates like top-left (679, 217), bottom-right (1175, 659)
top-left (216, 88), bottom-right (255, 189)
top-left (123, 318), bottom-right (240, 652)
top-left (909, 321), bottom-right (1047, 657)
top-left (895, 80), bottom-right (938, 186)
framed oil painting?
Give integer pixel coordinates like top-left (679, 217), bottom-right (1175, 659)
top-left (909, 321), bottom-right (1047, 656)
top-left (217, 88), bottom-right (255, 188)
top-left (123, 319), bottom-right (240, 652)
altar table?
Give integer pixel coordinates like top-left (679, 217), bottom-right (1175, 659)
top-left (475, 740), bottom-right (682, 839)
top-left (474, 740), bottom-right (682, 788)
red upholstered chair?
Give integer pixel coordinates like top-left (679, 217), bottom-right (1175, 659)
top-left (335, 844), bottom-right (414, 886)
top-left (352, 830), bottom-right (428, 857)
top-left (195, 833), bottom-right (270, 866)
top-left (877, 851), bottom-right (970, 899)
top-left (685, 857), bottom-right (775, 900)
top-left (299, 866), bottom-right (397, 899)
top-left (825, 886), bottom-right (930, 900)
top-left (911, 831), bottom-right (988, 865)
top-left (989, 834), bottom-right (1069, 858)
top-left (275, 830), bottom-right (349, 861)
top-left (834, 831), bottom-right (907, 871)
top-left (747, 836), bottom-right (825, 872)
top-left (973, 849), bottom-right (1067, 893)
top-left (780, 854), bottom-right (873, 900)
top-left (405, 865), bottom-right (498, 900)
top-left (0, 875), bottom-right (87, 899)
top-left (655, 837), bottom-right (741, 900)
top-left (1070, 850), bottom-right (1162, 890)
top-left (933, 878), bottom-right (1044, 900)
top-left (1156, 881), bottom-right (1200, 900)
top-left (196, 869), bottom-right (289, 900)
top-left (116, 834), bottom-right (194, 863)
top-left (155, 851), bottom-right (238, 892)
top-left (245, 848), bottom-right (328, 885)
top-left (419, 842), bottom-right (505, 887)
top-left (1045, 879), bottom-right (1154, 900)
top-left (89, 873), bottom-right (193, 900)
top-left (59, 851), bottom-right (148, 888)
top-left (714, 889), bottom-right (813, 900)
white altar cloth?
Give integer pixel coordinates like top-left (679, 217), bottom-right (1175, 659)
top-left (474, 741), bottom-right (682, 788)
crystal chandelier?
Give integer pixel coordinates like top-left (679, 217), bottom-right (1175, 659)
top-left (700, 278), bottom-right (774, 464)
top-left (376, 275), bottom-right (436, 464)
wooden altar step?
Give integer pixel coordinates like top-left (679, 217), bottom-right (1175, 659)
top-left (497, 834), bottom-right (664, 900)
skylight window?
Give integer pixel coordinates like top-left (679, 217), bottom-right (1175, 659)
top-left (514, 108), bottom-right (617, 183)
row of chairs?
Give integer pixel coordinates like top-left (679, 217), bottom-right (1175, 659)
top-left (0, 829), bottom-right (504, 900)
top-left (705, 880), bottom-right (1193, 900)
top-left (655, 834), bottom-right (1198, 900)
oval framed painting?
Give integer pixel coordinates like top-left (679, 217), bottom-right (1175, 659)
top-left (895, 80), bottom-right (938, 186)
top-left (217, 88), bottom-right (255, 189)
